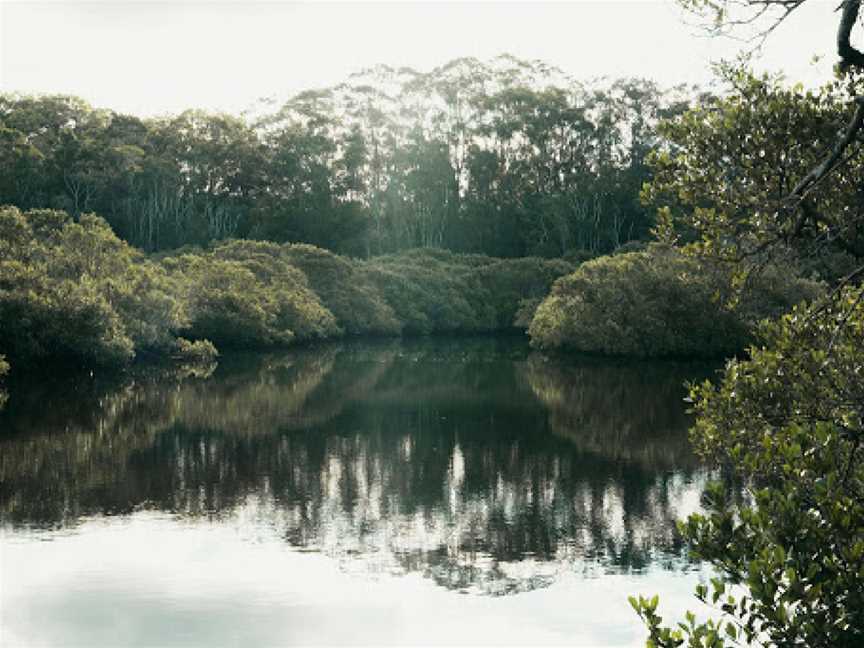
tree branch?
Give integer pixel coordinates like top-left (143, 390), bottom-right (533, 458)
top-left (838, 0), bottom-right (864, 71)
top-left (787, 96), bottom-right (864, 236)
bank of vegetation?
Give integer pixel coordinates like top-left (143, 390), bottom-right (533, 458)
top-left (2, 39), bottom-right (864, 644)
top-left (1, 200), bottom-right (822, 378)
top-left (528, 245), bottom-right (822, 359)
top-left (0, 205), bottom-right (577, 374)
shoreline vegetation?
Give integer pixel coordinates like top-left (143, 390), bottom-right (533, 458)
top-left (0, 65), bottom-right (823, 395)
top-left (0, 205), bottom-right (575, 375)
top-left (0, 204), bottom-right (820, 395)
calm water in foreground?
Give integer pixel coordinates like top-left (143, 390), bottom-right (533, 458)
top-left (1, 337), bottom-right (717, 646)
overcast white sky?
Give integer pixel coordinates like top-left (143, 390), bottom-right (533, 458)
top-left (0, 1), bottom-right (840, 117)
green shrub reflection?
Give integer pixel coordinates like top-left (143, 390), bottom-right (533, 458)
top-left (0, 340), bottom-right (710, 593)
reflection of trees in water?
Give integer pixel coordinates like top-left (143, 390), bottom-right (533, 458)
top-left (522, 355), bottom-right (711, 471)
top-left (0, 348), bottom-right (384, 524)
top-left (259, 414), bottom-right (703, 593)
top-left (0, 340), bottom-right (711, 594)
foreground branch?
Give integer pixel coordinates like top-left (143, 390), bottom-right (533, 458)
top-left (838, 0), bottom-right (864, 71)
top-left (785, 1), bottom-right (864, 236)
top-left (790, 97), bottom-right (864, 202)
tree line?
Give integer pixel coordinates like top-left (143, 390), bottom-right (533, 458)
top-left (0, 55), bottom-right (693, 257)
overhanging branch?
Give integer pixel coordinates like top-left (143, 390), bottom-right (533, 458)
top-left (838, 0), bottom-right (864, 70)
top-left (790, 97), bottom-right (864, 202)
top-left (785, 1), bottom-right (864, 237)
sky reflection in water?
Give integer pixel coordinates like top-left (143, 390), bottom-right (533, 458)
top-left (0, 337), bottom-right (717, 646)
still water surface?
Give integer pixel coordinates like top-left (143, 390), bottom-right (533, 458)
top-left (1, 337), bottom-right (716, 646)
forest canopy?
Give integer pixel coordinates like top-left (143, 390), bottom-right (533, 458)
top-left (0, 56), bottom-right (693, 258)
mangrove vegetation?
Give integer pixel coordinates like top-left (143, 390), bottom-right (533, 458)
top-left (2, 22), bottom-right (864, 645)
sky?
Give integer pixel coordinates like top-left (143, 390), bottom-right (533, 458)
top-left (0, 0), bottom-right (841, 117)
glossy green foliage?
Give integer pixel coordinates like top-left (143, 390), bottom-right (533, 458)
top-left (528, 245), bottom-right (821, 358)
top-left (633, 289), bottom-right (864, 647)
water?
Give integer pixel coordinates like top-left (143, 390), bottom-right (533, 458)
top-left (0, 337), bottom-right (717, 646)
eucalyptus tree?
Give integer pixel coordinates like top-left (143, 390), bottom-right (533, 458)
top-left (0, 56), bottom-right (687, 256)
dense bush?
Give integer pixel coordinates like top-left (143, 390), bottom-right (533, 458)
top-left (363, 250), bottom-right (486, 334)
top-left (0, 207), bottom-right (172, 367)
top-left (211, 240), bottom-right (340, 342)
top-left (472, 257), bottom-right (575, 329)
top-left (529, 246), bottom-right (823, 358)
top-left (281, 244), bottom-right (401, 336)
top-left (0, 206), bottom-right (578, 373)
top-left (173, 338), bottom-right (218, 363)
top-left (161, 255), bottom-right (331, 350)
top-left (634, 288), bottom-right (864, 647)
top-left (363, 248), bottom-right (573, 335)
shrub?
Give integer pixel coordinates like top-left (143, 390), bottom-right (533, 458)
top-left (0, 208), bottom-right (138, 367)
top-left (281, 244), bottom-right (401, 336)
top-left (162, 241), bottom-right (340, 349)
top-left (363, 251), bottom-right (485, 334)
top-left (0, 207), bottom-right (190, 367)
top-left (633, 289), bottom-right (864, 647)
top-left (162, 255), bottom-right (288, 348)
top-left (360, 249), bottom-right (574, 335)
top-left (0, 270), bottom-right (135, 366)
top-left (211, 240), bottom-right (341, 342)
top-left (529, 245), bottom-right (822, 358)
top-left (472, 257), bottom-right (574, 329)
top-left (173, 338), bottom-right (218, 364)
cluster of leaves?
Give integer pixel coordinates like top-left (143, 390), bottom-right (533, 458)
top-left (0, 57), bottom-right (694, 258)
top-left (0, 206), bottom-right (181, 367)
top-left (645, 68), bottom-right (864, 275)
top-left (528, 245), bottom-right (821, 358)
top-left (632, 289), bottom-right (864, 646)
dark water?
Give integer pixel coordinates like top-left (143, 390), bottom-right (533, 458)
top-left (0, 337), bottom-right (717, 646)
